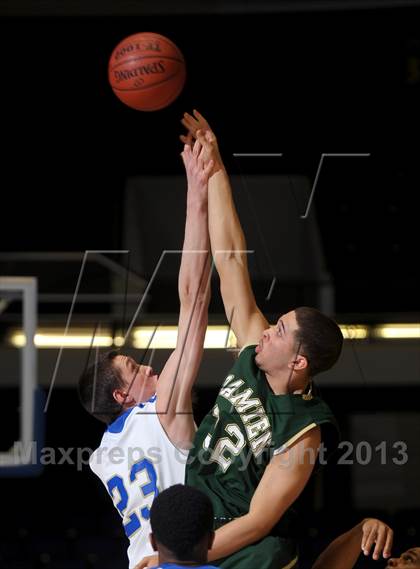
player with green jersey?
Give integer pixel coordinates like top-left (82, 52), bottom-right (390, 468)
top-left (134, 114), bottom-right (343, 569)
top-left (180, 112), bottom-right (343, 569)
top-left (187, 344), bottom-right (339, 524)
top-left (186, 343), bottom-right (339, 569)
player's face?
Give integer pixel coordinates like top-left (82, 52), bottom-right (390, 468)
top-left (255, 311), bottom-right (300, 374)
top-left (113, 355), bottom-right (159, 405)
top-left (386, 548), bottom-right (420, 568)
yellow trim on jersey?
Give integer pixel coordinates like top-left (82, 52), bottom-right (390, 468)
top-left (238, 343), bottom-right (256, 356)
top-left (273, 422), bottom-right (318, 455)
top-left (281, 555), bottom-right (298, 569)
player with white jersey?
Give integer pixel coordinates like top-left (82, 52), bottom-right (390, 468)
top-left (78, 139), bottom-right (214, 568)
top-left (88, 393), bottom-right (187, 566)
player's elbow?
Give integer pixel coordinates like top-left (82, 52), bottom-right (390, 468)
top-left (248, 508), bottom-right (284, 540)
top-left (245, 512), bottom-right (276, 541)
top-left (216, 245), bottom-right (247, 269)
top-left (258, 518), bottom-right (278, 538)
top-left (216, 255), bottom-right (249, 296)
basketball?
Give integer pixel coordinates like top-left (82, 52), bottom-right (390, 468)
top-left (108, 32), bottom-right (186, 111)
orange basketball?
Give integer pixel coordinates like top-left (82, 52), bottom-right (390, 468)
top-left (108, 32), bottom-right (186, 111)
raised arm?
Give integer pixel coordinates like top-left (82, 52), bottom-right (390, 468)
top-left (311, 518), bottom-right (393, 569)
top-left (181, 111), bottom-right (268, 348)
top-left (206, 427), bottom-right (321, 561)
top-left (156, 140), bottom-right (213, 447)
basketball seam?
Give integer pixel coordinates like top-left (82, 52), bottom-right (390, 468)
top-left (109, 54), bottom-right (184, 72)
top-left (111, 70), bottom-right (185, 93)
top-left (114, 70), bottom-right (185, 110)
top-left (112, 32), bottom-right (182, 54)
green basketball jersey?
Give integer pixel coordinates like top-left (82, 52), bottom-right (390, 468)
top-left (186, 344), bottom-right (339, 566)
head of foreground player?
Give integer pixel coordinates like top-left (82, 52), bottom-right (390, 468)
top-left (386, 547), bottom-right (420, 568)
top-left (149, 484), bottom-right (215, 567)
top-left (78, 350), bottom-right (159, 424)
top-left (254, 306), bottom-right (343, 393)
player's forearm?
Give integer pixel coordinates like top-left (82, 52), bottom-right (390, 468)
top-left (312, 522), bottom-right (363, 569)
top-left (172, 301), bottom-right (209, 417)
top-left (208, 513), bottom-right (265, 562)
top-left (178, 196), bottom-right (210, 306)
top-left (208, 169), bottom-right (248, 273)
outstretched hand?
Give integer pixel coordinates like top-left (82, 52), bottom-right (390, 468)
top-left (361, 518), bottom-right (393, 560)
top-left (181, 138), bottom-right (214, 201)
top-left (180, 110), bottom-right (223, 174)
top-left (180, 109), bottom-right (211, 144)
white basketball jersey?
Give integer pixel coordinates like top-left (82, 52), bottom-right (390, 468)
top-left (90, 394), bottom-right (187, 568)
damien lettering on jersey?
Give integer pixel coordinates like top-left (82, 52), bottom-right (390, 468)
top-left (219, 374), bottom-right (272, 458)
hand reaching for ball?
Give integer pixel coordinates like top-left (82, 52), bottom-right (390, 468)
top-left (181, 110), bottom-right (223, 176)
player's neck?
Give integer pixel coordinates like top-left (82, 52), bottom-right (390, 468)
top-left (265, 370), bottom-right (307, 395)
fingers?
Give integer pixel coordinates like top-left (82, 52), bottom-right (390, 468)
top-left (181, 113), bottom-right (198, 132)
top-left (180, 117), bottom-right (196, 137)
top-left (361, 520), bottom-right (393, 560)
top-left (372, 525), bottom-right (387, 560)
top-left (383, 528), bottom-right (393, 558)
top-left (193, 108), bottom-right (210, 128)
top-left (362, 524), bottom-right (377, 556)
top-left (180, 132), bottom-right (193, 146)
top-left (196, 129), bottom-right (215, 150)
top-left (196, 130), bottom-right (211, 152)
top-left (192, 137), bottom-right (202, 157)
top-left (205, 130), bottom-right (215, 143)
top-left (361, 522), bottom-right (369, 552)
top-left (180, 143), bottom-right (191, 167)
top-left (181, 110), bottom-right (210, 134)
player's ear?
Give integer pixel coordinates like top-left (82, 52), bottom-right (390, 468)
top-left (149, 533), bottom-right (158, 551)
top-left (113, 388), bottom-right (127, 405)
top-left (208, 531), bottom-right (215, 550)
top-left (288, 354), bottom-right (308, 371)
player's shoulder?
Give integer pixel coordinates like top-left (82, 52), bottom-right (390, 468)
top-left (235, 343), bottom-right (258, 367)
top-left (270, 393), bottom-right (339, 455)
top-left (303, 394), bottom-right (337, 426)
top-left (297, 395), bottom-right (340, 457)
top-left (225, 343), bottom-right (259, 382)
top-left (238, 343), bottom-right (258, 357)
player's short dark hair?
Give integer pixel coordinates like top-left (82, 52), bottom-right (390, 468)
top-left (294, 306), bottom-right (343, 377)
top-left (78, 350), bottom-right (123, 424)
top-left (150, 484), bottom-right (214, 561)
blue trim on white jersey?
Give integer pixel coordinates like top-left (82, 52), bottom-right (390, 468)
top-left (107, 394), bottom-right (157, 434)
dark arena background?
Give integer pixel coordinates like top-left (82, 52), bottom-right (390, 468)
top-left (1, 1), bottom-right (420, 568)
